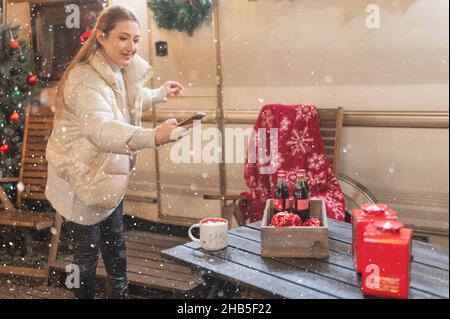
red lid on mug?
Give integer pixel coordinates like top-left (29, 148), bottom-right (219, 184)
top-left (200, 218), bottom-right (228, 224)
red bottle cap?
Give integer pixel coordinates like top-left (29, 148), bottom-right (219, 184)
top-left (298, 169), bottom-right (306, 177)
top-left (375, 220), bottom-right (404, 233)
top-left (278, 170), bottom-right (286, 177)
top-left (362, 203), bottom-right (388, 215)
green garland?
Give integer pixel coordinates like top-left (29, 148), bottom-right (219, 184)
top-left (148, 0), bottom-right (213, 36)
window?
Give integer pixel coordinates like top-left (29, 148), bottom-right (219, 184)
top-left (30, 0), bottom-right (107, 81)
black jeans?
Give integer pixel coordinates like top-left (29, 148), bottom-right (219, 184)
top-left (65, 201), bottom-right (128, 299)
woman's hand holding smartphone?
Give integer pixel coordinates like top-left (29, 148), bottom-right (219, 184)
top-left (176, 112), bottom-right (207, 127)
top-left (155, 83), bottom-right (206, 145)
top-left (155, 113), bottom-right (206, 146)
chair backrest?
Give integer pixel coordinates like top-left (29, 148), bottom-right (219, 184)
top-left (317, 107), bottom-right (344, 175)
top-left (17, 106), bottom-right (53, 207)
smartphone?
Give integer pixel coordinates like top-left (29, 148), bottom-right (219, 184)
top-left (177, 112), bottom-right (207, 127)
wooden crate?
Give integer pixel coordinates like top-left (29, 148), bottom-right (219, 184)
top-left (261, 199), bottom-right (329, 259)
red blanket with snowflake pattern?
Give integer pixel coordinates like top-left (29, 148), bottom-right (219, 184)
top-left (240, 104), bottom-right (346, 222)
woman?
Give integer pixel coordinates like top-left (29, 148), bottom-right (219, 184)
top-left (45, 4), bottom-right (190, 299)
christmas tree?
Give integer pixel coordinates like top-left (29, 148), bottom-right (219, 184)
top-left (0, 19), bottom-right (41, 180)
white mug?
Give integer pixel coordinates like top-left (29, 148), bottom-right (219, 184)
top-left (188, 218), bottom-right (228, 251)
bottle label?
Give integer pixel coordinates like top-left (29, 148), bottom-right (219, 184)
top-left (273, 199), bottom-right (286, 211)
top-left (296, 199), bottom-right (309, 210)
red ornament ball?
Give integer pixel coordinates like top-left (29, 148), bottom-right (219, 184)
top-left (302, 217), bottom-right (321, 227)
top-left (271, 211), bottom-right (302, 227)
top-left (9, 40), bottom-right (19, 49)
top-left (27, 74), bottom-right (39, 86)
top-left (9, 111), bottom-right (20, 122)
top-left (0, 144), bottom-right (10, 154)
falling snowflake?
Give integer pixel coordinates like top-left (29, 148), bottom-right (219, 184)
top-left (324, 75), bottom-right (333, 84)
top-left (286, 127), bottom-right (314, 155)
top-left (307, 153), bottom-right (327, 171)
top-left (388, 164), bottom-right (395, 174)
top-left (16, 182), bottom-right (24, 192)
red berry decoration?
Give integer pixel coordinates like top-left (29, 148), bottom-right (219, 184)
top-left (271, 211), bottom-right (302, 227)
top-left (0, 144), bottom-right (10, 154)
top-left (27, 74), bottom-right (39, 86)
top-left (9, 111), bottom-right (20, 122)
top-left (9, 40), bottom-right (19, 49)
top-left (303, 217), bottom-right (321, 227)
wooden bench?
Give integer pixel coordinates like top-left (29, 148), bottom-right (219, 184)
top-left (0, 106), bottom-right (62, 279)
top-left (203, 107), bottom-right (345, 225)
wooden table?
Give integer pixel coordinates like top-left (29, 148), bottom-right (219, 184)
top-left (162, 220), bottom-right (449, 299)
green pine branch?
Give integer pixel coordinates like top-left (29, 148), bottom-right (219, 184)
top-left (148, 0), bottom-right (213, 36)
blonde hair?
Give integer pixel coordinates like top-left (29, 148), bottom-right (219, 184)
top-left (53, 4), bottom-right (140, 111)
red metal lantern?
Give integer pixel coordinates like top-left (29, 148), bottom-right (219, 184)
top-left (352, 203), bottom-right (398, 273)
top-left (361, 220), bottom-right (412, 299)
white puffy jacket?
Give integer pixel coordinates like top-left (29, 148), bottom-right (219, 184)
top-left (45, 49), bottom-right (166, 224)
